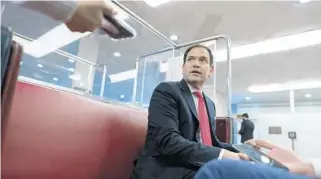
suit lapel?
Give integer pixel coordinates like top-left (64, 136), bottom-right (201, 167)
top-left (180, 80), bottom-right (221, 145)
top-left (179, 80), bottom-right (198, 119)
top-left (204, 94), bottom-right (215, 123)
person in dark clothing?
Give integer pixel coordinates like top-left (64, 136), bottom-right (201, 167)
top-left (238, 113), bottom-right (255, 143)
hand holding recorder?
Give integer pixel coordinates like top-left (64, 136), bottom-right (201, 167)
top-left (66, 0), bottom-right (136, 39)
top-left (65, 0), bottom-right (117, 33)
top-left (245, 139), bottom-right (317, 177)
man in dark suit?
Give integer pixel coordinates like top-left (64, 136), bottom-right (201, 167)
top-left (131, 44), bottom-right (249, 179)
top-left (238, 113), bottom-right (255, 143)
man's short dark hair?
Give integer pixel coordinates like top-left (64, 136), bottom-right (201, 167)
top-left (183, 44), bottom-right (214, 65)
top-left (242, 113), bottom-right (249, 118)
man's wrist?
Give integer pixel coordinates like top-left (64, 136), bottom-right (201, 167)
top-left (299, 162), bottom-right (316, 177)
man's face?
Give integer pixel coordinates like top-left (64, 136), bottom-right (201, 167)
top-left (182, 47), bottom-right (214, 86)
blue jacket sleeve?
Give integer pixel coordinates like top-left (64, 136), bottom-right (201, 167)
top-left (195, 160), bottom-right (311, 179)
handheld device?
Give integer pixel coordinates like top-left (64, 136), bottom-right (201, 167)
top-left (99, 14), bottom-right (136, 40)
top-left (233, 144), bottom-right (289, 171)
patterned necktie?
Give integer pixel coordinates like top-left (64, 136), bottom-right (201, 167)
top-left (194, 91), bottom-right (212, 146)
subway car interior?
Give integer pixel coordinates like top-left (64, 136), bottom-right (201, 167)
top-left (1, 1), bottom-right (321, 179)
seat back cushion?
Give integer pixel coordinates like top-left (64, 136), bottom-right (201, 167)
top-left (1, 81), bottom-right (148, 179)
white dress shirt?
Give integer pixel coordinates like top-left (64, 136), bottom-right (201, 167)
top-left (12, 0), bottom-right (77, 22)
top-left (187, 84), bottom-right (201, 113)
top-left (187, 84), bottom-right (225, 160)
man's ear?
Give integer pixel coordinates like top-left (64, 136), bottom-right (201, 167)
top-left (181, 64), bottom-right (184, 75)
top-left (208, 65), bottom-right (214, 77)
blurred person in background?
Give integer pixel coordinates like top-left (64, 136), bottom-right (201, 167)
top-left (11, 0), bottom-right (117, 33)
top-left (238, 113), bottom-right (255, 143)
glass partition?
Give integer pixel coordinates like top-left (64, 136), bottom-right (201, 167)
top-left (91, 19), bottom-right (174, 104)
top-left (19, 52), bottom-right (98, 94)
top-left (135, 50), bottom-right (174, 106)
top-left (1, 1), bottom-right (173, 104)
top-left (294, 88), bottom-right (321, 113)
top-left (136, 38), bottom-right (230, 109)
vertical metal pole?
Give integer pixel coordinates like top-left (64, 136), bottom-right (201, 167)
top-left (289, 89), bottom-right (296, 113)
top-left (87, 65), bottom-right (94, 94)
top-left (222, 36), bottom-right (233, 143)
top-left (211, 40), bottom-right (217, 99)
top-left (100, 65), bottom-right (107, 97)
top-left (224, 36), bottom-right (232, 118)
top-left (1, 3), bottom-right (5, 15)
top-left (140, 58), bottom-right (147, 104)
top-left (171, 46), bottom-right (176, 81)
top-left (132, 58), bottom-right (139, 103)
top-left (291, 139), bottom-right (295, 151)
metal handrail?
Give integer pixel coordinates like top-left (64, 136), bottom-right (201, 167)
top-left (133, 34), bottom-right (233, 142)
top-left (139, 34), bottom-right (231, 59)
top-left (111, 0), bottom-right (177, 47)
top-left (18, 76), bottom-right (146, 111)
top-left (13, 32), bottom-right (109, 97)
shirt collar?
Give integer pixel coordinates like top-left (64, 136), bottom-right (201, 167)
top-left (187, 83), bottom-right (203, 94)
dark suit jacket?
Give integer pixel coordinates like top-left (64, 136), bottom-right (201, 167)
top-left (131, 80), bottom-right (238, 179)
top-left (239, 119), bottom-right (255, 143)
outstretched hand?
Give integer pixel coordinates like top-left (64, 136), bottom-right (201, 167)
top-left (245, 139), bottom-right (303, 165)
top-left (245, 139), bottom-right (315, 177)
top-left (65, 0), bottom-right (117, 33)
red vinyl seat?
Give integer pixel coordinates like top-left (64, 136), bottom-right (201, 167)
top-left (1, 81), bottom-right (147, 179)
top-left (215, 117), bottom-right (231, 143)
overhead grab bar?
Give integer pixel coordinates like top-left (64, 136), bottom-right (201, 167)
top-left (176, 34), bottom-right (230, 49)
top-left (139, 34), bottom-right (231, 59)
top-left (134, 34), bottom-right (233, 126)
top-left (111, 0), bottom-right (177, 47)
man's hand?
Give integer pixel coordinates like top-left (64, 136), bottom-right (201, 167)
top-left (245, 139), bottom-right (303, 164)
top-left (245, 139), bottom-right (316, 176)
top-left (222, 149), bottom-right (250, 161)
top-left (65, 0), bottom-right (117, 33)
top-left (287, 162), bottom-right (315, 177)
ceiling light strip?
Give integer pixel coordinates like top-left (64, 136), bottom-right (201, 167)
top-left (106, 29), bottom-right (321, 83)
top-left (249, 80), bottom-right (321, 93)
top-left (23, 24), bottom-right (90, 58)
top-left (143, 0), bottom-right (170, 7)
top-left (215, 29), bottom-right (321, 61)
